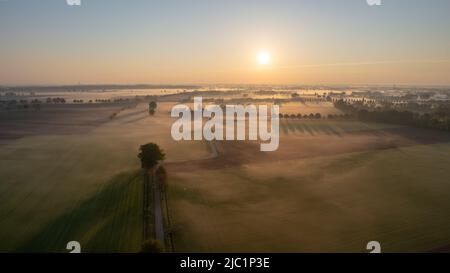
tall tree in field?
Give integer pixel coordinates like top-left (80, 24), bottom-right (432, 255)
top-left (149, 101), bottom-right (157, 115)
top-left (138, 143), bottom-right (165, 169)
top-left (140, 239), bottom-right (164, 253)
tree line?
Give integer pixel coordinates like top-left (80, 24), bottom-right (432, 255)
top-left (278, 112), bottom-right (352, 120)
top-left (334, 99), bottom-right (450, 131)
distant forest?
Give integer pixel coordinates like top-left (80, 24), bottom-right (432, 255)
top-left (0, 84), bottom-right (199, 92)
top-left (335, 99), bottom-right (450, 131)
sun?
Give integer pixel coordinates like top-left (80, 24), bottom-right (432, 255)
top-left (258, 51), bottom-right (270, 65)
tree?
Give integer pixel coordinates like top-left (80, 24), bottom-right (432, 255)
top-left (138, 143), bottom-right (165, 169)
top-left (149, 101), bottom-right (157, 115)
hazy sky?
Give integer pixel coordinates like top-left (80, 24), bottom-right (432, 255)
top-left (1, 0), bottom-right (450, 86)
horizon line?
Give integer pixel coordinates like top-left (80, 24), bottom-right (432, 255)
top-left (2, 83), bottom-right (450, 89)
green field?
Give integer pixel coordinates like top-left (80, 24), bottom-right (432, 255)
top-left (1, 102), bottom-right (450, 253)
top-left (18, 170), bottom-right (145, 252)
top-left (0, 102), bottom-right (208, 252)
top-left (280, 119), bottom-right (399, 136)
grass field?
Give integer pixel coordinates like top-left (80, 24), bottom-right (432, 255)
top-left (17, 170), bottom-right (145, 252)
top-left (280, 119), bottom-right (397, 136)
top-left (1, 98), bottom-right (450, 253)
top-left (0, 102), bottom-right (209, 252)
top-left (279, 102), bottom-right (343, 116)
top-left (166, 120), bottom-right (450, 253)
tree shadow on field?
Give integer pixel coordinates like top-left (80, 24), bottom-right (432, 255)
top-left (17, 170), bottom-right (145, 253)
top-left (115, 109), bottom-right (147, 121)
top-left (282, 120), bottom-right (345, 137)
top-left (124, 114), bottom-right (150, 124)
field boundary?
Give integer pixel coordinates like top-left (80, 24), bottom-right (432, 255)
top-left (142, 170), bottom-right (151, 241)
top-left (161, 140), bottom-right (218, 252)
top-left (152, 165), bottom-right (165, 246)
